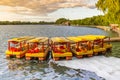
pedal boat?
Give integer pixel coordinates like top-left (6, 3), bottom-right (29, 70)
top-left (5, 36), bottom-right (35, 58)
top-left (84, 35), bottom-right (107, 55)
top-left (25, 37), bottom-right (49, 60)
top-left (51, 37), bottom-right (72, 61)
top-left (103, 37), bottom-right (112, 52)
top-left (67, 36), bottom-right (93, 58)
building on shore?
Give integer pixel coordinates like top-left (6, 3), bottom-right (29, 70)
top-left (110, 24), bottom-right (119, 30)
top-left (62, 21), bottom-right (71, 26)
top-left (110, 24), bottom-right (120, 36)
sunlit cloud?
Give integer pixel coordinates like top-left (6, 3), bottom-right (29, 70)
top-left (0, 0), bottom-right (97, 15)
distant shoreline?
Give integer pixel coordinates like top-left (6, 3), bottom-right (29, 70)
top-left (0, 21), bottom-right (54, 25)
top-left (0, 24), bottom-right (54, 25)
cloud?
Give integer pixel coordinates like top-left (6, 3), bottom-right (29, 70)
top-left (0, 0), bottom-right (97, 15)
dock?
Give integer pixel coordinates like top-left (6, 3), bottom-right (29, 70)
top-left (105, 37), bottom-right (120, 42)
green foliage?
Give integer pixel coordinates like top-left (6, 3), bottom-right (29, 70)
top-left (55, 18), bottom-right (69, 24)
top-left (0, 21), bottom-right (54, 25)
top-left (96, 0), bottom-right (120, 25)
top-left (55, 15), bottom-right (110, 26)
top-left (70, 15), bottom-right (109, 26)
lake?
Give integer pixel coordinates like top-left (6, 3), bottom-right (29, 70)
top-left (0, 25), bottom-right (120, 80)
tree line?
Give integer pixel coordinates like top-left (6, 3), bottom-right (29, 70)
top-left (55, 15), bottom-right (109, 26)
top-left (0, 21), bottom-right (54, 25)
top-left (70, 15), bottom-right (109, 26)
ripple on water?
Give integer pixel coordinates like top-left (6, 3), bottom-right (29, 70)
top-left (0, 59), bottom-right (105, 80)
top-left (111, 42), bottom-right (120, 58)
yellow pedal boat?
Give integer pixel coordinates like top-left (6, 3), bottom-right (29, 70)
top-left (5, 36), bottom-right (35, 58)
top-left (103, 37), bottom-right (112, 52)
top-left (51, 37), bottom-right (72, 61)
top-left (25, 37), bottom-right (49, 61)
top-left (82, 35), bottom-right (112, 55)
top-left (67, 36), bottom-right (93, 58)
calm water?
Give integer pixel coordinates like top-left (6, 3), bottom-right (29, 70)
top-left (0, 25), bottom-right (119, 80)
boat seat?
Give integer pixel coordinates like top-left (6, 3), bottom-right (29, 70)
top-left (9, 47), bottom-right (21, 52)
top-left (34, 48), bottom-right (40, 53)
top-left (76, 47), bottom-right (87, 52)
top-left (59, 45), bottom-right (66, 49)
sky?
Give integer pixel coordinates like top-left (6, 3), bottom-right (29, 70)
top-left (0, 0), bottom-right (103, 22)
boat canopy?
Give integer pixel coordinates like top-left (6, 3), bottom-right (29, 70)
top-left (28, 37), bottom-right (48, 43)
top-left (77, 35), bottom-right (106, 41)
top-left (93, 35), bottom-right (106, 39)
top-left (51, 37), bottom-right (70, 43)
top-left (67, 36), bottom-right (83, 42)
top-left (8, 36), bottom-right (35, 42)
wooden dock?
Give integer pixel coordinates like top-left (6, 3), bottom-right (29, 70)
top-left (105, 37), bottom-right (120, 42)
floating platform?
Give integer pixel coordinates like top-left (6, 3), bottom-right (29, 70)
top-left (105, 37), bottom-right (120, 42)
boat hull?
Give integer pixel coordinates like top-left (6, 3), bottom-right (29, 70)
top-left (5, 50), bottom-right (27, 58)
top-left (52, 51), bottom-right (72, 60)
top-left (71, 49), bottom-right (93, 58)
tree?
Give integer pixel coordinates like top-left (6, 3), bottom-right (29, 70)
top-left (55, 18), bottom-right (69, 24)
top-left (96, 0), bottom-right (120, 24)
